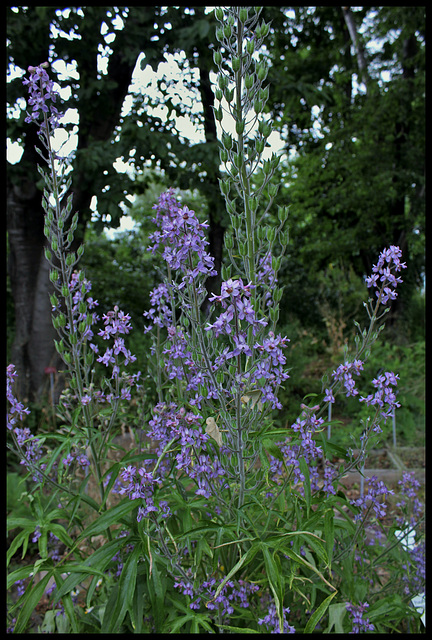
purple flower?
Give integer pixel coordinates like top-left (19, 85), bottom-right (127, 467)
top-left (365, 245), bottom-right (406, 305)
top-left (23, 63), bottom-right (64, 134)
top-left (258, 602), bottom-right (295, 633)
top-left (351, 475), bottom-right (394, 521)
top-left (345, 601), bottom-right (375, 633)
top-left (331, 360), bottom-right (364, 397)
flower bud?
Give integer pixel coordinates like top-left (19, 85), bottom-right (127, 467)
top-left (268, 183), bottom-right (279, 198)
top-left (218, 74), bottom-right (228, 90)
top-left (254, 100), bottom-right (263, 114)
top-left (231, 214), bottom-right (241, 230)
top-left (232, 56), bottom-right (241, 73)
top-left (213, 50), bottom-right (222, 67)
top-left (220, 148), bottom-right (228, 164)
top-left (57, 313), bottom-right (67, 327)
top-left (248, 197), bottom-right (258, 212)
top-left (277, 206), bottom-right (289, 223)
top-left (44, 247), bottom-right (52, 262)
top-left (54, 339), bottom-right (65, 354)
top-left (50, 293), bottom-right (59, 307)
top-left (77, 244), bottom-right (85, 258)
top-left (256, 62), bottom-right (268, 82)
top-left (273, 287), bottom-right (284, 303)
top-left (218, 177), bottom-right (230, 196)
top-left (66, 252), bottom-right (76, 267)
top-left (266, 226), bottom-right (276, 243)
top-left (221, 264), bottom-right (232, 280)
top-left (239, 7), bottom-right (248, 23)
top-left (255, 138), bottom-right (265, 154)
top-left (61, 284), bottom-right (69, 297)
top-left (246, 40), bottom-right (255, 55)
top-left (215, 7), bottom-right (224, 21)
top-left (245, 74), bottom-right (254, 90)
top-left (239, 241), bottom-right (248, 256)
top-left (224, 233), bottom-right (234, 250)
top-left (235, 120), bottom-right (245, 135)
top-left (224, 87), bottom-right (234, 102)
top-left (222, 133), bottom-right (233, 151)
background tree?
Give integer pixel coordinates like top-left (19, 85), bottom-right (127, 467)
top-left (7, 6), bottom-right (224, 400)
top-left (262, 6), bottom-right (425, 331)
top-left (7, 6), bottom-right (425, 403)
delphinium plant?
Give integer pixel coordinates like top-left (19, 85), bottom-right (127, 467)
top-left (7, 8), bottom-right (424, 634)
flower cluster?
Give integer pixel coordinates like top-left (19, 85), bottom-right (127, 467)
top-left (148, 188), bottom-right (217, 283)
top-left (143, 190), bottom-right (290, 412)
top-left (6, 364), bottom-right (31, 430)
top-left (174, 575), bottom-right (260, 620)
top-left (206, 278), bottom-right (266, 337)
top-left (359, 370), bottom-right (400, 424)
top-left (118, 465), bottom-right (163, 521)
top-left (270, 406), bottom-right (337, 494)
top-left (62, 448), bottom-right (90, 471)
top-left (365, 245), bottom-right (407, 305)
top-left (345, 601), bottom-right (375, 633)
top-left (7, 364), bottom-right (42, 480)
top-left (119, 403), bottom-right (227, 519)
top-left (350, 475), bottom-right (394, 521)
top-left (331, 359), bottom-right (364, 397)
top-left (96, 306), bottom-right (137, 378)
top-left (67, 271), bottom-right (100, 347)
top-left (23, 62), bottom-right (63, 133)
top-left (396, 471), bottom-right (423, 528)
top-left (258, 601), bottom-right (295, 634)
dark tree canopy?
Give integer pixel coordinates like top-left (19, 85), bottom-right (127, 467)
top-left (7, 6), bottom-right (425, 400)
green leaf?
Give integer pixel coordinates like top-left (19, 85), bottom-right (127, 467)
top-left (74, 499), bottom-right (137, 544)
top-left (13, 571), bottom-right (52, 633)
top-left (304, 590), bottom-right (338, 633)
top-left (208, 544), bottom-right (259, 605)
top-left (54, 539), bottom-right (121, 600)
top-left (284, 548), bottom-right (336, 592)
top-left (149, 555), bottom-right (166, 632)
top-left (262, 544), bottom-right (284, 632)
top-left (7, 516), bottom-right (36, 532)
top-left (101, 545), bottom-right (140, 632)
top-left (325, 602), bottom-right (347, 633)
top-left (7, 529), bottom-right (31, 566)
top-left (7, 564), bottom-right (37, 590)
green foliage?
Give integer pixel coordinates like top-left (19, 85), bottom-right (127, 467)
top-left (7, 7), bottom-right (425, 635)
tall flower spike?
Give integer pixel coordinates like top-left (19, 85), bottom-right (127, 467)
top-left (23, 63), bottom-right (63, 133)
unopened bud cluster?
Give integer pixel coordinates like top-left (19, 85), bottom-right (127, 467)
top-left (213, 7), bottom-right (288, 319)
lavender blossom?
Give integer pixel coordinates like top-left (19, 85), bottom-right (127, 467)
top-left (351, 475), bottom-right (394, 521)
top-left (23, 62), bottom-right (63, 134)
top-left (258, 602), bottom-right (295, 634)
top-left (345, 601), bottom-right (375, 633)
top-left (365, 245), bottom-right (407, 305)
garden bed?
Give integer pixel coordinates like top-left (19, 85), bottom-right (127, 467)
top-left (338, 446), bottom-right (425, 488)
